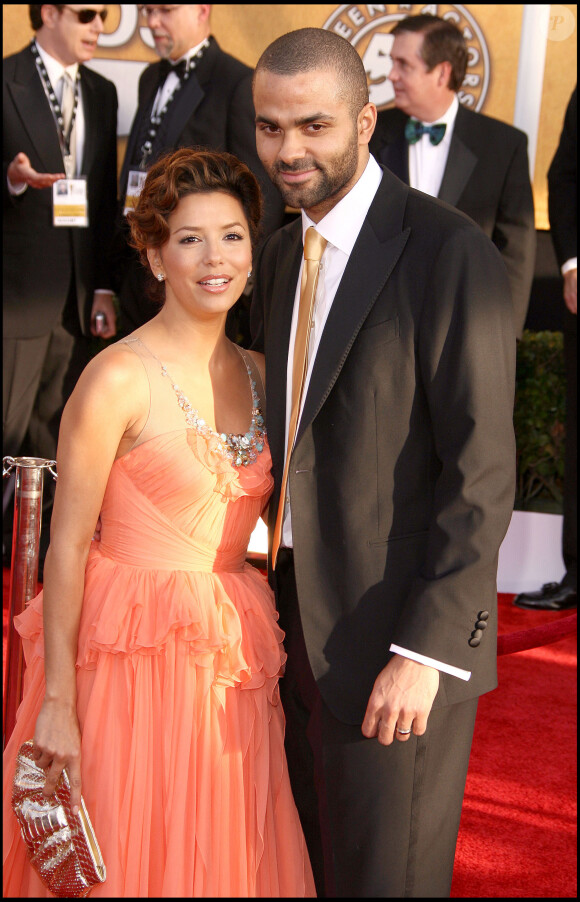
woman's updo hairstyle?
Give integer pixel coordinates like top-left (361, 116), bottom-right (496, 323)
top-left (128, 147), bottom-right (263, 304)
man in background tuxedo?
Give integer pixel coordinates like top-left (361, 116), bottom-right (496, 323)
top-left (370, 13), bottom-right (535, 338)
top-left (251, 27), bottom-right (515, 897)
top-left (3, 4), bottom-right (118, 559)
top-left (515, 86), bottom-right (577, 611)
top-left (114, 3), bottom-right (285, 334)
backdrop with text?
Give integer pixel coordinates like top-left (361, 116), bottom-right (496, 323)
top-left (3, 4), bottom-right (577, 228)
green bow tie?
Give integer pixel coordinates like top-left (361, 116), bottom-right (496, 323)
top-left (405, 119), bottom-right (447, 146)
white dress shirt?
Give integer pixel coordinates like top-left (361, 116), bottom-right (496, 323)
top-left (561, 257), bottom-right (577, 275)
top-left (408, 94), bottom-right (459, 198)
top-left (282, 154), bottom-right (383, 545)
top-left (281, 153), bottom-right (470, 682)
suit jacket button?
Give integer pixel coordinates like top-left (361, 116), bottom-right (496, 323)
top-left (478, 610), bottom-right (490, 620)
top-left (471, 629), bottom-right (483, 641)
top-left (468, 636), bottom-right (481, 647)
top-left (475, 620), bottom-right (488, 630)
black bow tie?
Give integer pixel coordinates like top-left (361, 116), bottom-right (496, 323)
top-left (405, 118), bottom-right (446, 146)
top-left (157, 58), bottom-right (188, 83)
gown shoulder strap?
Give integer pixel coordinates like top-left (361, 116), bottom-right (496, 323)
top-left (236, 346), bottom-right (266, 426)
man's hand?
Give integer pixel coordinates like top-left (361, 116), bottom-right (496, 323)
top-left (7, 152), bottom-right (65, 190)
top-left (361, 654), bottom-right (439, 746)
top-left (563, 268), bottom-right (577, 315)
top-left (90, 293), bottom-right (117, 339)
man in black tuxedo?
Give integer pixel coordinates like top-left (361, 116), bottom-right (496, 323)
top-left (3, 4), bottom-right (118, 465)
top-left (114, 3), bottom-right (285, 333)
top-left (369, 13), bottom-right (535, 339)
top-left (515, 86), bottom-right (577, 611)
top-left (251, 28), bottom-right (515, 897)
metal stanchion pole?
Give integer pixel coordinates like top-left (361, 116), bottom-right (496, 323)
top-left (2, 456), bottom-right (57, 748)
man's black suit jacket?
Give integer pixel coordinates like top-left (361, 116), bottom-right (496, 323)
top-left (116, 36), bottom-right (285, 329)
top-left (548, 86), bottom-right (576, 268)
top-left (251, 166), bottom-right (516, 724)
top-left (3, 44), bottom-right (118, 339)
top-left (370, 104), bottom-right (536, 338)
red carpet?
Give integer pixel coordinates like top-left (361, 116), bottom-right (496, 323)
top-left (451, 595), bottom-right (577, 898)
top-left (3, 574), bottom-right (577, 897)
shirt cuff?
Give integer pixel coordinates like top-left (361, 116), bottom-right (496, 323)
top-left (7, 175), bottom-right (27, 196)
top-left (93, 289), bottom-right (114, 295)
top-left (561, 258), bottom-right (577, 276)
top-left (389, 644), bottom-right (471, 681)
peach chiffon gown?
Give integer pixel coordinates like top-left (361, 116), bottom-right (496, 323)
top-left (3, 337), bottom-right (315, 898)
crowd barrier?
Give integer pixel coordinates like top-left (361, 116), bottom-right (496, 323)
top-left (2, 456), bottom-right (577, 747)
top-left (497, 612), bottom-right (577, 656)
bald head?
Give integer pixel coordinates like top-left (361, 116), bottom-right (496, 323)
top-left (254, 27), bottom-right (369, 121)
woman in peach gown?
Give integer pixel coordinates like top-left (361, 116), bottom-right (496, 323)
top-left (3, 148), bottom-right (315, 898)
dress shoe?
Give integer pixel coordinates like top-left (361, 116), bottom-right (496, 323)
top-left (513, 582), bottom-right (577, 610)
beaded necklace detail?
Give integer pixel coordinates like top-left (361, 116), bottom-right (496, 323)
top-left (160, 349), bottom-right (266, 468)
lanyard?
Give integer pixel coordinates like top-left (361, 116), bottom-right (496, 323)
top-left (30, 40), bottom-right (79, 160)
top-left (139, 38), bottom-right (210, 169)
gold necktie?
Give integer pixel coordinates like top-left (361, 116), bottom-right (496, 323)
top-left (272, 226), bottom-right (327, 568)
top-left (60, 72), bottom-right (76, 177)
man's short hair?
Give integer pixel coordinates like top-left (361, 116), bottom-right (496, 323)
top-left (29, 5), bottom-right (69, 30)
top-left (254, 27), bottom-right (369, 120)
top-left (28, 5), bottom-right (44, 30)
top-left (391, 14), bottom-right (468, 91)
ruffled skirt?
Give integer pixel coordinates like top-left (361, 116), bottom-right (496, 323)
top-left (3, 549), bottom-right (315, 897)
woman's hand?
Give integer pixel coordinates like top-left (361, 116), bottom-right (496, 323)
top-left (33, 698), bottom-right (82, 814)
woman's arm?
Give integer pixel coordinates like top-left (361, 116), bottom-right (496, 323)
top-left (33, 345), bottom-right (148, 812)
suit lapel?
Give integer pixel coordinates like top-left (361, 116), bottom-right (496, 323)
top-left (79, 66), bottom-right (98, 175)
top-left (266, 224), bottom-right (302, 468)
top-left (163, 74), bottom-right (205, 148)
top-left (438, 107), bottom-right (477, 206)
top-left (120, 69), bottom-right (159, 190)
top-left (297, 170), bottom-right (410, 443)
top-left (164, 35), bottom-right (222, 148)
top-left (120, 37), bottom-right (218, 189)
top-left (377, 132), bottom-right (409, 184)
top-left (7, 47), bottom-right (64, 173)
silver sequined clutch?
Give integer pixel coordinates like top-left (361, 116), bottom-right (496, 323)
top-left (12, 740), bottom-right (106, 897)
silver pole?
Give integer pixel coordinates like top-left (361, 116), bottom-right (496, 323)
top-left (2, 456), bottom-right (57, 747)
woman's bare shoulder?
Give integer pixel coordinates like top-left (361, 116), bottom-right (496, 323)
top-left (61, 340), bottom-right (150, 436)
top-left (74, 339), bottom-right (147, 393)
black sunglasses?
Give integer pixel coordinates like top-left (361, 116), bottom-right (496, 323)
top-left (59, 6), bottom-right (108, 24)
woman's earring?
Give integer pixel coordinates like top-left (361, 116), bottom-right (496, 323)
top-left (157, 273), bottom-right (165, 282)
top-left (247, 270), bottom-right (252, 278)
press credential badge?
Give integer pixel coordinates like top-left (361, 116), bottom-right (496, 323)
top-left (53, 177), bottom-right (88, 227)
